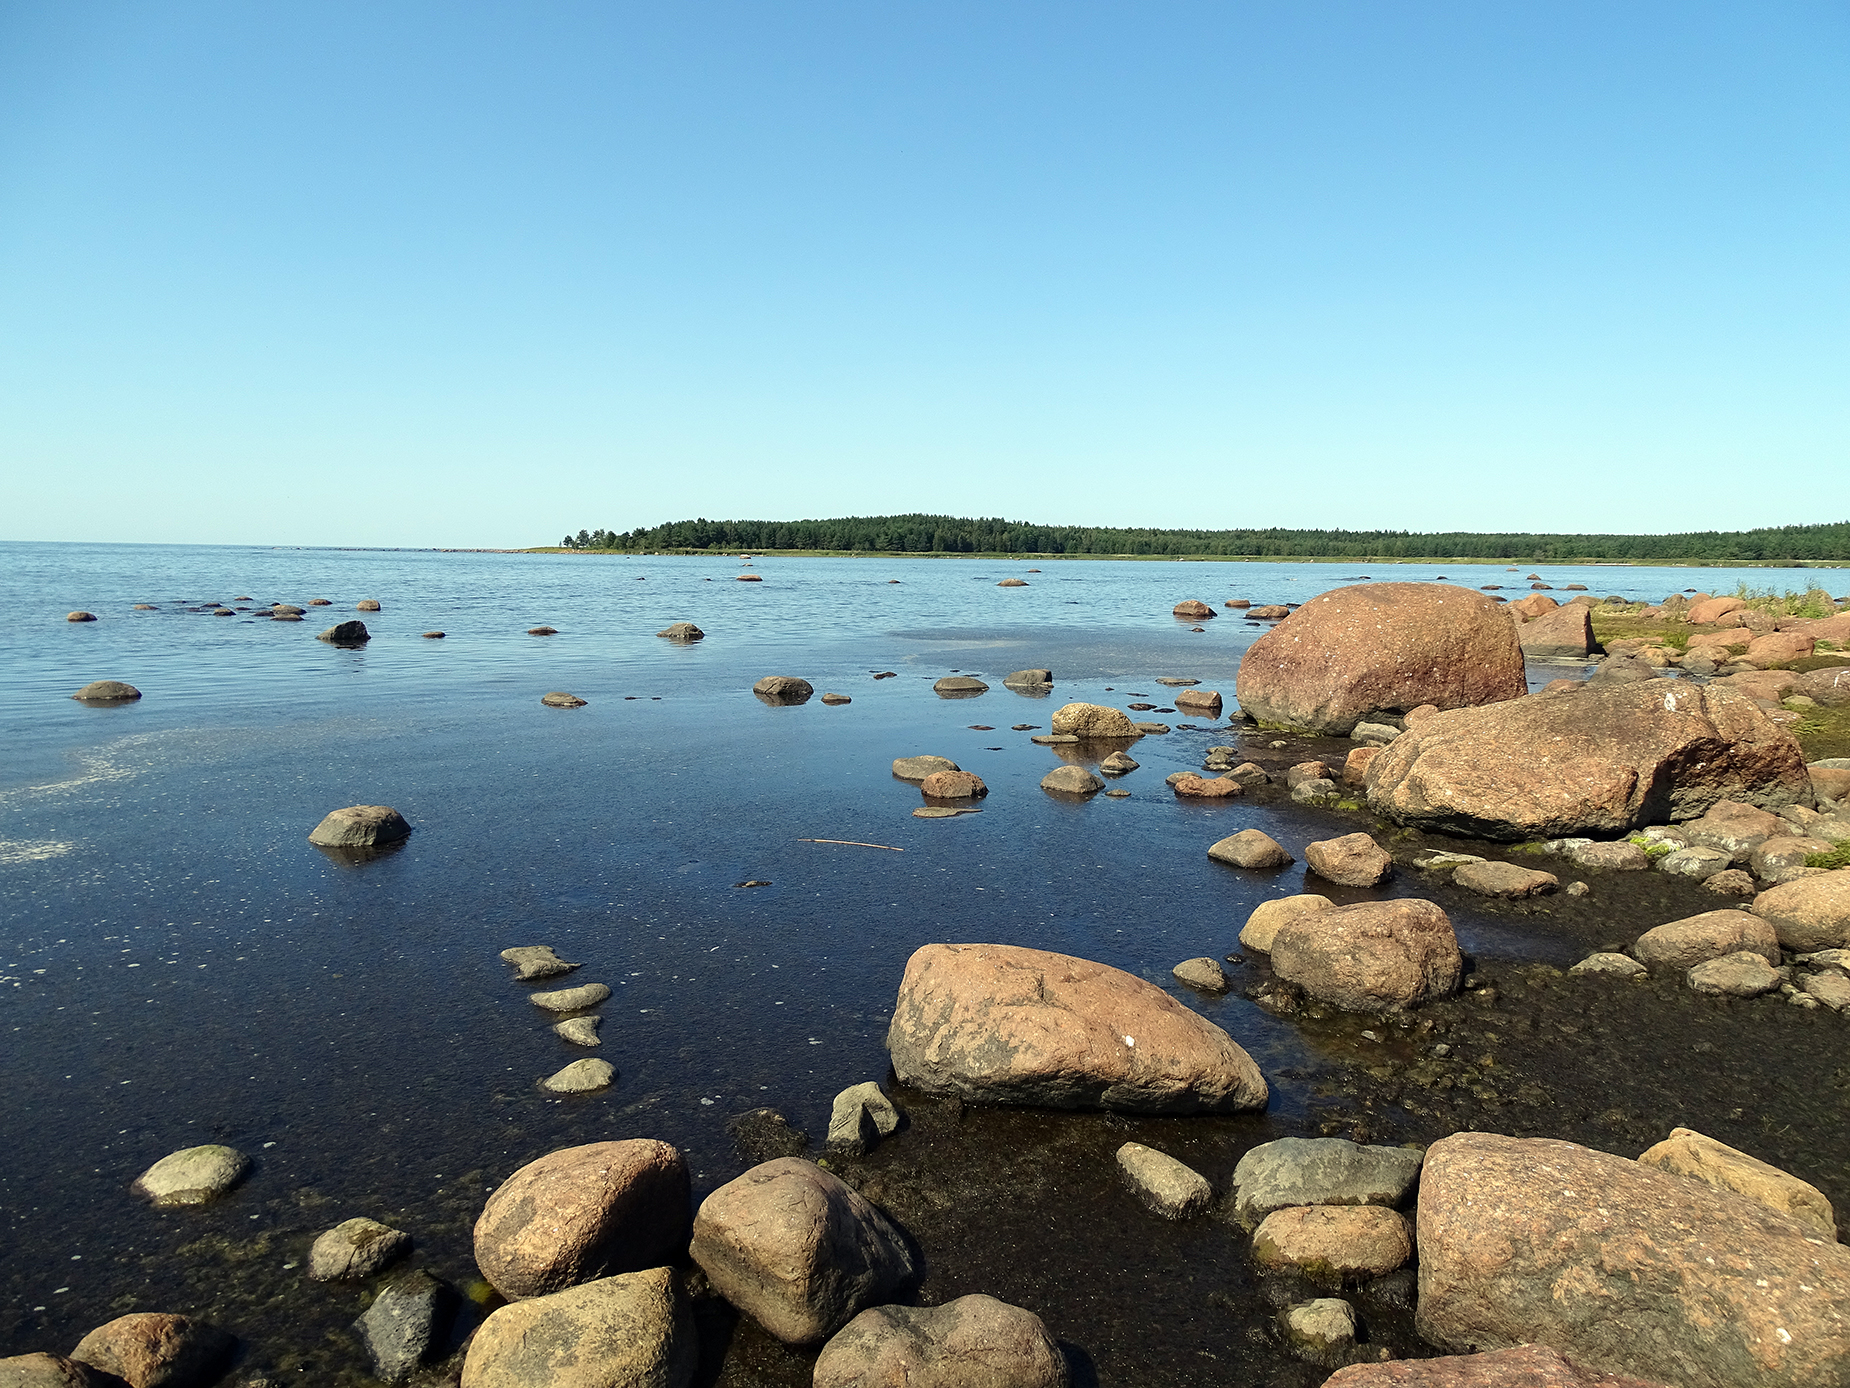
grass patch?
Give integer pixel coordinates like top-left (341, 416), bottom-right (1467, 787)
top-left (1794, 702), bottom-right (1850, 762)
top-left (1804, 843), bottom-right (1850, 871)
top-left (1728, 583), bottom-right (1844, 619)
top-left (1628, 835), bottom-right (1675, 859)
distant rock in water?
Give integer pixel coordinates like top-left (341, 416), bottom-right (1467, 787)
top-left (527, 625), bottom-right (558, 636)
top-left (892, 755), bottom-right (958, 781)
top-left (1050, 703), bottom-right (1138, 737)
top-left (1041, 765), bottom-right (1104, 795)
top-left (500, 945), bottom-right (579, 981)
top-left (933, 676), bottom-right (989, 697)
top-left (753, 676), bottom-right (813, 705)
top-left (737, 573), bottom-right (763, 581)
top-left (1172, 600), bottom-right (1215, 619)
top-left (309, 598), bottom-right (332, 605)
top-left (66, 611), bottom-right (97, 622)
top-left (308, 805), bottom-right (412, 849)
top-left (72, 681), bottom-right (141, 703)
top-left (1002, 669), bottom-right (1053, 688)
top-left (542, 1058), bottom-right (616, 1093)
top-left (421, 630), bottom-right (444, 638)
top-left (356, 600), bottom-right (381, 611)
top-left (920, 770), bottom-right (987, 799)
top-left (820, 692), bottom-right (851, 705)
top-left (997, 578), bottom-right (1028, 587)
top-left (317, 620), bottom-right (370, 644)
top-left (540, 692), bottom-right (587, 708)
top-left (656, 622), bottom-right (704, 641)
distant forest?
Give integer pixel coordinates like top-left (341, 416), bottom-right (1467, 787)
top-left (553, 515), bottom-right (1850, 562)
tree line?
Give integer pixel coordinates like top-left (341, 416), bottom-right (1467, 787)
top-left (554, 514), bottom-right (1850, 562)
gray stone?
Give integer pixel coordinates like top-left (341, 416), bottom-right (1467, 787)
top-left (891, 755), bottom-right (960, 781)
top-left (1568, 953), bottom-right (1646, 979)
top-left (1564, 840), bottom-right (1650, 872)
top-left (1413, 851), bottom-right (1486, 872)
top-left (1232, 1137), bottom-right (1424, 1227)
top-left (826, 1082), bottom-right (901, 1156)
top-left (1282, 1299), bottom-right (1356, 1364)
top-left (542, 1059), bottom-right (615, 1093)
top-left (1098, 751), bottom-right (1139, 775)
top-left (459, 1269), bottom-right (694, 1388)
top-left (354, 1270), bottom-right (454, 1382)
top-left (812, 1296), bottom-right (1067, 1388)
top-left (933, 676), bottom-right (989, 696)
top-left (689, 1158), bottom-right (918, 1344)
top-left (1116, 1142), bottom-right (1213, 1219)
top-left (1453, 861), bottom-right (1558, 898)
top-left (309, 1217), bottom-right (411, 1282)
top-left (1659, 846), bottom-right (1732, 880)
top-left (1002, 669), bottom-right (1054, 688)
top-left (655, 623), bottom-right (703, 641)
top-left (131, 1144), bottom-right (250, 1207)
top-left (1801, 971), bottom-right (1850, 1010)
top-left (1040, 765), bottom-right (1103, 795)
top-left (1351, 721), bottom-right (1400, 745)
top-left (1751, 837), bottom-right (1836, 885)
top-left (553, 1016), bottom-right (602, 1047)
top-left (500, 945), bottom-right (580, 981)
top-left (1687, 952), bottom-right (1782, 997)
top-left (71, 681), bottom-right (141, 703)
top-left (307, 805), bottom-right (411, 850)
top-left (528, 983), bottom-right (611, 1013)
top-left (752, 676), bottom-right (813, 704)
top-left (1291, 780), bottom-right (1343, 805)
top-left (1208, 830), bottom-right (1294, 869)
top-left (1171, 957), bottom-right (1228, 991)
top-left (1225, 763), bottom-right (1270, 787)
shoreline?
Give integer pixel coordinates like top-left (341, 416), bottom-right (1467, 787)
top-left (519, 547), bottom-right (1850, 568)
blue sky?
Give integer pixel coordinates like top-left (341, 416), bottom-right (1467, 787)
top-left (2, 2), bottom-right (1845, 547)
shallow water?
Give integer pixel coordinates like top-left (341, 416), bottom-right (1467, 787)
top-left (3, 543), bottom-right (1844, 1384)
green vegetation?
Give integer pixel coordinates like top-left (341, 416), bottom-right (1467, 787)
top-left (1805, 844), bottom-right (1850, 871)
top-left (547, 514), bottom-right (1850, 561)
top-left (1793, 704), bottom-right (1850, 763)
top-left (1726, 583), bottom-right (1842, 618)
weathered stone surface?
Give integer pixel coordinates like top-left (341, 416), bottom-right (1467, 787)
top-left (541, 692), bottom-right (587, 708)
top-left (1344, 746), bottom-right (1382, 786)
top-left (1272, 899), bottom-right (1462, 1012)
top-left (307, 805), bottom-right (410, 849)
top-left (70, 1316), bottom-right (233, 1388)
top-left (1416, 1131), bottom-right (1850, 1387)
top-left (1569, 953), bottom-right (1646, 978)
top-left (72, 681), bottom-right (141, 703)
top-left (554, 1016), bottom-right (602, 1046)
top-left (919, 771), bottom-right (987, 799)
top-left (689, 1158), bottom-right (917, 1345)
top-left (1098, 751), bottom-right (1138, 775)
top-left (1519, 602), bottom-right (1602, 659)
top-left (1240, 895), bottom-right (1332, 953)
top-left (1687, 951), bottom-right (1782, 997)
top-left (1802, 970), bottom-right (1850, 1008)
top-left (67, 611), bottom-right (97, 622)
top-left (1453, 861), bottom-right (1558, 898)
top-left (1508, 594), bottom-right (1559, 620)
top-left (1633, 910), bottom-right (1779, 971)
top-left (309, 1216), bottom-right (411, 1281)
top-left (1171, 957), bottom-right (1227, 991)
top-left (500, 945), bottom-right (579, 981)
top-left (354, 1269), bottom-right (454, 1382)
top-left (1173, 600), bottom-right (1215, 619)
top-left (826, 1082), bottom-right (900, 1157)
top-left (1689, 596), bottom-right (1748, 624)
top-left (1209, 830), bottom-right (1293, 869)
top-left (1283, 1299), bottom-right (1356, 1363)
top-left (1798, 667), bottom-right (1850, 707)
top-left (1750, 870), bottom-right (1850, 951)
top-left (317, 620), bottom-right (370, 643)
top-left (1226, 762), bottom-right (1270, 787)
top-left (1286, 760), bottom-right (1334, 788)
top-left (655, 622), bottom-right (703, 641)
top-left (1685, 801), bottom-right (1792, 860)
top-left (1235, 583), bottom-right (1526, 735)
top-left (527, 625), bottom-right (558, 635)
top-left (1253, 1205), bottom-right (1413, 1279)
top-left (528, 982), bottom-right (610, 1013)
top-left (131, 1145), bottom-right (249, 1207)
top-left (1704, 868), bottom-right (1760, 898)
top-left (1564, 841), bottom-right (1650, 872)
top-left (460, 1268), bottom-right (694, 1388)
top-left (1751, 837), bottom-right (1834, 884)
top-left (752, 676), bottom-right (813, 705)
top-left (1003, 669), bottom-right (1053, 688)
top-left (1658, 846), bottom-right (1732, 880)
top-left (1352, 721), bottom-right (1401, 746)
top-left (1050, 703), bottom-right (1139, 738)
top-left (1115, 1143), bottom-right (1212, 1219)
top-left (1304, 833), bottom-right (1393, 887)
top-left (819, 692), bottom-right (851, 705)
top-left (1040, 765), bottom-right (1104, 795)
top-left (1174, 688), bottom-right (1223, 713)
top-left (542, 1058), bottom-right (615, 1093)
top-left (474, 1140), bottom-right (691, 1299)
top-left (886, 943), bottom-right (1267, 1113)
top-left (1637, 1128), bottom-right (1835, 1235)
top-left (1172, 773), bottom-right (1241, 798)
top-left (0, 1354), bottom-right (126, 1388)
top-left (1366, 681), bottom-right (1812, 841)
top-left (1233, 1137), bottom-right (1424, 1226)
top-left (812, 1296), bottom-right (1068, 1388)
top-left (892, 755), bottom-right (959, 781)
top-left (726, 1108), bottom-right (809, 1163)
top-left (933, 676), bottom-right (989, 696)
top-left (997, 577), bottom-right (1028, 587)
top-left (1325, 1345), bottom-right (1676, 1386)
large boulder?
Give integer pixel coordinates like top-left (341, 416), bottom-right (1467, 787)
top-left (1365, 680), bottom-right (1812, 841)
top-left (1049, 703), bottom-right (1139, 738)
top-left (1270, 899), bottom-right (1462, 1012)
top-left (1751, 871), bottom-right (1850, 951)
top-left (1234, 583), bottom-right (1526, 735)
top-left (1636, 1127), bottom-right (1834, 1235)
top-left (1632, 910), bottom-right (1779, 971)
top-left (1415, 1131), bottom-right (1850, 1388)
top-left (474, 1140), bottom-right (690, 1299)
top-left (316, 620), bottom-right (370, 643)
top-left (460, 1268), bottom-right (694, 1388)
top-left (130, 1145), bottom-right (249, 1206)
top-left (1518, 603), bottom-right (1602, 659)
top-left (688, 1158), bottom-right (917, 1345)
top-left (1687, 596), bottom-right (1747, 624)
top-left (1322, 1345), bottom-right (1674, 1386)
top-left (1240, 895), bottom-right (1333, 953)
top-left (71, 681), bottom-right (141, 703)
top-left (307, 805), bottom-right (411, 850)
top-left (813, 1296), bottom-right (1068, 1388)
top-left (69, 1317), bottom-right (233, 1388)
top-left (886, 943), bottom-right (1267, 1113)
top-left (1304, 833), bottom-right (1393, 887)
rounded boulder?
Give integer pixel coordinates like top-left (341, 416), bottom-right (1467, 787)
top-left (1271, 899), bottom-right (1462, 1012)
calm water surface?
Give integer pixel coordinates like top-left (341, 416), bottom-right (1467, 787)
top-left (3, 543), bottom-right (1841, 1385)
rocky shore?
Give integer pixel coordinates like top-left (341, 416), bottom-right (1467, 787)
top-left (15, 576), bottom-right (1850, 1388)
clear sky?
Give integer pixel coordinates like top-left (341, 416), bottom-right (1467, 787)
top-left (2, 2), bottom-right (1845, 547)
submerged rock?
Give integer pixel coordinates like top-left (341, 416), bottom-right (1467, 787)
top-left (130, 1145), bottom-right (249, 1207)
top-left (499, 945), bottom-right (580, 981)
top-left (933, 676), bottom-right (990, 695)
top-left (1116, 1143), bottom-right (1213, 1219)
top-left (655, 622), bottom-right (704, 641)
top-left (71, 681), bottom-right (141, 703)
top-left (70, 1315), bottom-right (234, 1388)
top-left (752, 676), bottom-right (813, 705)
top-left (540, 692), bottom-right (587, 708)
top-left (354, 1269), bottom-right (455, 1382)
top-left (309, 1217), bottom-right (411, 1282)
top-left (813, 1295), bottom-right (1067, 1388)
top-left (528, 983), bottom-right (611, 1013)
top-left (690, 1157), bottom-right (917, 1345)
top-left (542, 1058), bottom-right (615, 1093)
top-left (886, 943), bottom-right (1268, 1113)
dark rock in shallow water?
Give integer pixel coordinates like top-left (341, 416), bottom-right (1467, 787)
top-left (67, 612), bottom-right (97, 622)
top-left (72, 681), bottom-right (141, 703)
top-left (71, 1314), bottom-right (235, 1388)
top-left (354, 1270), bottom-right (454, 1383)
top-left (727, 1108), bottom-right (809, 1163)
top-left (310, 1216), bottom-right (412, 1282)
top-left (933, 676), bottom-right (989, 697)
top-left (540, 691), bottom-right (587, 707)
top-left (752, 676), bottom-right (813, 705)
top-left (307, 804), bottom-right (411, 849)
top-left (316, 620), bottom-right (370, 644)
top-left (655, 622), bottom-right (704, 641)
